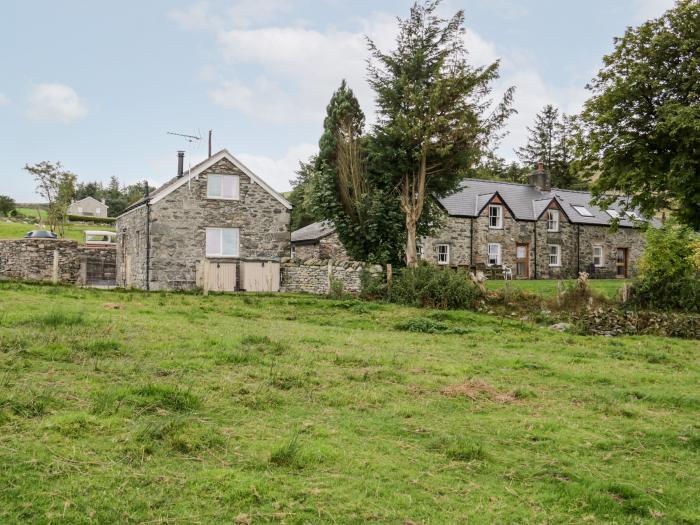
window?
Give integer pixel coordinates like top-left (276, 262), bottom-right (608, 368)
top-left (206, 227), bottom-right (239, 257)
top-left (548, 244), bottom-right (561, 267)
top-left (489, 204), bottom-right (503, 228)
top-left (593, 245), bottom-right (604, 267)
top-left (96, 207), bottom-right (101, 215)
top-left (437, 244), bottom-right (449, 265)
top-left (546, 209), bottom-right (560, 232)
top-left (606, 209), bottom-right (620, 219)
top-left (291, 244), bottom-right (296, 258)
top-left (416, 244), bottom-right (424, 260)
top-left (572, 205), bottom-right (594, 217)
top-left (487, 243), bottom-right (501, 266)
top-left (207, 174), bottom-right (240, 200)
top-left (77, 206), bottom-right (83, 214)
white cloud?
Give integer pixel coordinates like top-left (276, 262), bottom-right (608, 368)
top-left (237, 142), bottom-right (317, 191)
top-left (26, 83), bottom-right (88, 123)
top-left (168, 1), bottom-right (213, 31)
top-left (169, 0), bottom-right (293, 31)
top-left (0, 93), bottom-right (9, 106)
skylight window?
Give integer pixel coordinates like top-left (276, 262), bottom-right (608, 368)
top-left (606, 209), bottom-right (621, 219)
top-left (572, 205), bottom-right (594, 217)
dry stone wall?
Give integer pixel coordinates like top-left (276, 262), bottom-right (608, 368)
top-left (0, 239), bottom-right (116, 284)
top-left (280, 257), bottom-right (383, 295)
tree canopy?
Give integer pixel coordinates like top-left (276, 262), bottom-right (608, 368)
top-left (368, 0), bottom-right (514, 265)
top-left (582, 0), bottom-right (700, 228)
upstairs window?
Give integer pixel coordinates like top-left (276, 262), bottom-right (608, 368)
top-left (489, 204), bottom-right (503, 229)
top-left (96, 207), bottom-right (101, 215)
top-left (546, 209), bottom-right (560, 232)
top-left (206, 227), bottom-right (239, 257)
top-left (416, 244), bottom-right (424, 260)
top-left (437, 244), bottom-right (449, 265)
top-left (548, 244), bottom-right (561, 267)
top-left (572, 205), bottom-right (593, 217)
top-left (207, 174), bottom-right (240, 200)
top-left (487, 243), bottom-right (501, 266)
top-left (593, 245), bottom-right (604, 267)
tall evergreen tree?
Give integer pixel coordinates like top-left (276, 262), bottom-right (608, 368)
top-left (516, 105), bottom-right (585, 188)
top-left (368, 0), bottom-right (513, 266)
top-left (312, 81), bottom-right (406, 263)
top-left (288, 158), bottom-right (319, 231)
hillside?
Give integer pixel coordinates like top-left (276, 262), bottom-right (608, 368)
top-left (0, 283), bottom-right (698, 523)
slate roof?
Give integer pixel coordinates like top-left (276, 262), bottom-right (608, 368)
top-left (291, 220), bottom-right (336, 242)
top-left (438, 178), bottom-right (650, 227)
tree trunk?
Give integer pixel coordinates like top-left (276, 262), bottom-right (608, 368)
top-left (402, 153), bottom-right (427, 268)
top-left (405, 215), bottom-right (418, 267)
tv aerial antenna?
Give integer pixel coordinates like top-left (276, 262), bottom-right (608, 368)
top-left (167, 130), bottom-right (202, 143)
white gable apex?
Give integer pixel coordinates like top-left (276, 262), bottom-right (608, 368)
top-left (149, 149), bottom-right (292, 209)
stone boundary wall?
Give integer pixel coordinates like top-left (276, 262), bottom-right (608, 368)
top-left (280, 257), bottom-right (383, 295)
top-left (0, 239), bottom-right (116, 284)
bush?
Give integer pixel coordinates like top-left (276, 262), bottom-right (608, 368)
top-left (67, 214), bottom-right (116, 224)
top-left (633, 221), bottom-right (700, 312)
top-left (327, 278), bottom-right (345, 299)
top-left (388, 263), bottom-right (483, 310)
top-left (394, 317), bottom-right (470, 334)
top-left (360, 270), bottom-right (388, 300)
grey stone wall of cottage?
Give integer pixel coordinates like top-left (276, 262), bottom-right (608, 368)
top-left (292, 231), bottom-right (351, 262)
top-left (116, 157), bottom-right (291, 290)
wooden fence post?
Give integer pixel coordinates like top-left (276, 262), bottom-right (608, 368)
top-left (79, 255), bottom-right (87, 286)
top-left (386, 263), bottom-right (392, 290)
top-left (52, 250), bottom-right (59, 284)
top-left (202, 259), bottom-right (210, 296)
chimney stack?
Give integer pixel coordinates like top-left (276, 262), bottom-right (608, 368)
top-left (177, 151), bottom-right (185, 178)
top-left (528, 162), bottom-right (551, 192)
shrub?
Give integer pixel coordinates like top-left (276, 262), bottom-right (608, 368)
top-left (387, 263), bottom-right (483, 309)
top-left (394, 317), bottom-right (470, 334)
top-left (633, 221), bottom-right (700, 311)
top-left (327, 278), bottom-right (345, 299)
top-left (67, 214), bottom-right (116, 224)
top-left (360, 270), bottom-right (388, 300)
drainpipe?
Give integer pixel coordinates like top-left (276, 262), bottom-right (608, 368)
top-left (469, 217), bottom-right (474, 268)
top-left (144, 181), bottom-right (151, 291)
top-left (533, 220), bottom-right (538, 279)
top-left (576, 224), bottom-right (581, 277)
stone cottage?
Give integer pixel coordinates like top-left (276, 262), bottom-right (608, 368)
top-left (68, 196), bottom-right (108, 218)
top-left (290, 220), bottom-right (350, 261)
top-left (116, 149), bottom-right (291, 291)
top-left (292, 166), bottom-right (650, 279)
top-left (420, 166), bottom-right (648, 279)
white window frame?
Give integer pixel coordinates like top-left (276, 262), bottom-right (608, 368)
top-left (488, 204), bottom-right (503, 229)
top-left (592, 245), bottom-right (604, 267)
top-left (207, 174), bottom-right (240, 200)
top-left (548, 244), bottom-right (561, 267)
top-left (95, 207), bottom-right (101, 215)
top-left (206, 227), bottom-right (240, 258)
top-left (487, 243), bottom-right (501, 266)
top-left (606, 209), bottom-right (620, 219)
top-left (416, 244), bottom-right (424, 260)
top-left (546, 209), bottom-right (560, 232)
top-left (290, 244), bottom-right (296, 258)
top-left (437, 244), bottom-right (449, 265)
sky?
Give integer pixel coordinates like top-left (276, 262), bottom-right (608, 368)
top-left (1, 0), bottom-right (676, 202)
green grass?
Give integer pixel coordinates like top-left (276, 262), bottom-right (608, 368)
top-left (0, 283), bottom-right (698, 524)
top-left (0, 220), bottom-right (114, 243)
top-left (16, 207), bottom-right (48, 220)
top-left (486, 278), bottom-right (628, 299)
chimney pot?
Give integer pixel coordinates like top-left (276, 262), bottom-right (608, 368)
top-left (177, 151), bottom-right (185, 178)
top-left (537, 161), bottom-right (545, 172)
top-left (528, 162), bottom-right (551, 192)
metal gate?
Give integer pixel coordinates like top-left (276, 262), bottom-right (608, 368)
top-left (86, 256), bottom-right (117, 286)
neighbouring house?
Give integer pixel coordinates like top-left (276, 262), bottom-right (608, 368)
top-left (420, 165), bottom-right (649, 279)
top-left (291, 165), bottom-right (651, 279)
top-left (116, 149), bottom-right (292, 291)
top-left (68, 196), bottom-right (108, 218)
top-left (290, 220), bottom-right (350, 261)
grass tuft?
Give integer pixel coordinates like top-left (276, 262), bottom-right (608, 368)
top-left (394, 317), bottom-right (471, 334)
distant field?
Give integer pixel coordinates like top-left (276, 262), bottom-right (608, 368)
top-left (0, 220), bottom-right (115, 243)
top-left (15, 207), bottom-right (47, 220)
top-left (486, 278), bottom-right (627, 299)
top-left (0, 284), bottom-right (697, 524)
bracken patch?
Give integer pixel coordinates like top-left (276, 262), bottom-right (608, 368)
top-left (441, 379), bottom-right (517, 403)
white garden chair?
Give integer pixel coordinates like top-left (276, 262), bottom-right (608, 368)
top-left (502, 265), bottom-right (513, 281)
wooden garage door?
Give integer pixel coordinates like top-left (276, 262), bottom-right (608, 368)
top-left (241, 261), bottom-right (280, 292)
top-left (209, 262), bottom-right (237, 292)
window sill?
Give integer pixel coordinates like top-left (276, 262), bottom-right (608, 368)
top-left (206, 255), bottom-right (240, 259)
top-left (549, 264), bottom-right (561, 267)
top-left (547, 229), bottom-right (559, 233)
top-left (205, 196), bottom-right (240, 201)
top-left (437, 261), bottom-right (449, 266)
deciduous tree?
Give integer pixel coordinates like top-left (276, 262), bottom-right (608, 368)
top-left (582, 0), bottom-right (700, 228)
top-left (24, 161), bottom-right (76, 235)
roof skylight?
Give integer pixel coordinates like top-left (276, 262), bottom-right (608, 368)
top-left (606, 209), bottom-right (621, 219)
top-left (572, 205), bottom-right (594, 217)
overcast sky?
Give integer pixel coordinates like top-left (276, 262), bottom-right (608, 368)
top-left (1, 0), bottom-right (675, 202)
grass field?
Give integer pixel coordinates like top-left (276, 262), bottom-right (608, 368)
top-left (0, 283), bottom-right (698, 524)
top-left (0, 220), bottom-right (115, 243)
top-left (486, 279), bottom-right (628, 299)
top-left (16, 207), bottom-right (48, 220)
